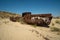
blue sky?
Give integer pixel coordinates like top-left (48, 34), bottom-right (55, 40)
top-left (0, 0), bottom-right (60, 16)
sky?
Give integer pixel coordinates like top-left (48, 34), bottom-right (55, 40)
top-left (0, 0), bottom-right (60, 16)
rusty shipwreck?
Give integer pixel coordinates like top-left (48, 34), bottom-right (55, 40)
top-left (22, 12), bottom-right (52, 26)
top-left (10, 12), bottom-right (52, 26)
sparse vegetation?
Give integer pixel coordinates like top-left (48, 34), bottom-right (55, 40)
top-left (31, 24), bottom-right (37, 28)
top-left (50, 27), bottom-right (60, 32)
top-left (17, 18), bottom-right (25, 24)
top-left (3, 21), bottom-right (9, 24)
top-left (55, 20), bottom-right (60, 24)
top-left (0, 11), bottom-right (21, 18)
top-left (43, 36), bottom-right (49, 40)
top-left (52, 23), bottom-right (54, 26)
top-left (57, 32), bottom-right (60, 35)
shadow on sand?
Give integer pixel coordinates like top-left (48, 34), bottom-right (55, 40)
top-left (37, 25), bottom-right (49, 28)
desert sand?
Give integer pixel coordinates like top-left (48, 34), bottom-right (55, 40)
top-left (0, 18), bottom-right (60, 40)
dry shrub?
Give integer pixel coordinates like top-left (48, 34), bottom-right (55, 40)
top-left (55, 20), bottom-right (60, 24)
top-left (17, 18), bottom-right (25, 24)
top-left (57, 32), bottom-right (60, 35)
top-left (52, 23), bottom-right (54, 26)
top-left (31, 24), bottom-right (37, 28)
top-left (50, 27), bottom-right (60, 32)
top-left (3, 21), bottom-right (9, 24)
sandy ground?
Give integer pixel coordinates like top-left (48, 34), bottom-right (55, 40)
top-left (0, 18), bottom-right (60, 40)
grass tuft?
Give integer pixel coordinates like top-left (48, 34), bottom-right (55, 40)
top-left (55, 20), bottom-right (60, 24)
top-left (50, 27), bottom-right (60, 32)
top-left (31, 24), bottom-right (37, 28)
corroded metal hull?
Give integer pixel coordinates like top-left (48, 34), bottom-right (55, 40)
top-left (22, 12), bottom-right (52, 26)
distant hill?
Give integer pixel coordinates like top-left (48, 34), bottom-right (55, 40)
top-left (0, 11), bottom-right (21, 18)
